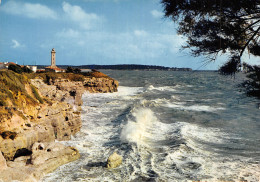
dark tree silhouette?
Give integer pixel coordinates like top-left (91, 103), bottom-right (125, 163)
top-left (66, 66), bottom-right (74, 73)
top-left (241, 64), bottom-right (260, 98)
top-left (74, 68), bottom-right (81, 73)
top-left (66, 67), bottom-right (82, 74)
top-left (8, 64), bottom-right (23, 74)
top-left (8, 64), bottom-right (32, 74)
top-left (161, 0), bottom-right (260, 75)
top-left (162, 0), bottom-right (260, 98)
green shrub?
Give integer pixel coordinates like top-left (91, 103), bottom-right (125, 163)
top-left (66, 66), bottom-right (74, 73)
top-left (66, 67), bottom-right (81, 73)
top-left (8, 64), bottom-right (33, 74)
top-left (27, 72), bottom-right (85, 83)
top-left (8, 64), bottom-right (23, 74)
top-left (31, 85), bottom-right (44, 104)
top-left (22, 66), bottom-right (33, 73)
top-left (0, 70), bottom-right (37, 107)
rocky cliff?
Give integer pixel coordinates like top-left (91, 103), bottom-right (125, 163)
top-left (0, 70), bottom-right (118, 181)
top-left (0, 78), bottom-right (82, 160)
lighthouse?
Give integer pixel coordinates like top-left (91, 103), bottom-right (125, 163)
top-left (51, 48), bottom-right (56, 67)
top-left (45, 48), bottom-right (65, 72)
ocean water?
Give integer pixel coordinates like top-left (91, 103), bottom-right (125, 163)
top-left (42, 71), bottom-right (260, 182)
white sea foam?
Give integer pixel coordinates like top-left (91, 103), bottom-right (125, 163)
top-left (165, 102), bottom-right (225, 112)
top-left (180, 124), bottom-right (235, 155)
top-left (117, 86), bottom-right (144, 96)
top-left (171, 95), bottom-right (181, 101)
top-left (120, 108), bottom-right (157, 145)
top-left (154, 123), bottom-right (260, 181)
top-left (42, 72), bottom-right (260, 182)
top-left (163, 143), bottom-right (260, 182)
top-left (120, 107), bottom-right (175, 147)
top-left (146, 85), bottom-right (177, 92)
top-left (82, 86), bottom-right (143, 100)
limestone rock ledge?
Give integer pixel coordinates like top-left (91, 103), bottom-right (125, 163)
top-left (0, 78), bottom-right (83, 181)
top-left (83, 77), bottom-right (119, 93)
top-left (0, 142), bottom-right (80, 182)
top-left (0, 72), bottom-right (119, 181)
top-left (0, 100), bottom-right (81, 160)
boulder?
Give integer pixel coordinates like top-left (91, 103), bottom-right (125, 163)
top-left (31, 142), bottom-right (79, 165)
top-left (107, 152), bottom-right (123, 168)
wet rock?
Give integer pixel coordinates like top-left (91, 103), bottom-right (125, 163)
top-left (107, 152), bottom-right (123, 168)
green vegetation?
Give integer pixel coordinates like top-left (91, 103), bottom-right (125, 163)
top-left (0, 69), bottom-right (112, 108)
top-left (161, 0), bottom-right (260, 73)
top-left (27, 70), bottom-right (112, 83)
top-left (27, 72), bottom-right (85, 83)
top-left (8, 64), bottom-right (33, 74)
top-left (0, 70), bottom-right (42, 107)
top-left (66, 66), bottom-right (81, 73)
top-left (82, 70), bottom-right (111, 79)
top-left (0, 70), bottom-right (28, 106)
top-left (31, 85), bottom-right (44, 104)
top-left (162, 0), bottom-right (260, 98)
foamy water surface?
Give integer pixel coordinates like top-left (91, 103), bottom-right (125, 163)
top-left (42, 71), bottom-right (260, 182)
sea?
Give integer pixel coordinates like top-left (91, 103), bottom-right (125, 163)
top-left (42, 70), bottom-right (260, 182)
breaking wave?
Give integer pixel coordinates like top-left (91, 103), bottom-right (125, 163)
top-left (42, 71), bottom-right (260, 182)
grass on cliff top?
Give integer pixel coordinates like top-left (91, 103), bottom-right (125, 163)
top-left (0, 70), bottom-right (112, 107)
top-left (26, 71), bottom-right (112, 84)
top-left (26, 72), bottom-right (85, 82)
top-left (82, 71), bottom-right (111, 79)
top-left (0, 70), bottom-right (43, 107)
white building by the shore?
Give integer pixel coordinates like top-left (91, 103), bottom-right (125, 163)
top-left (29, 66), bottom-right (37, 73)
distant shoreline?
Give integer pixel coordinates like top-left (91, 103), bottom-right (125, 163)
top-left (34, 65), bottom-right (219, 72)
top-left (35, 64), bottom-right (193, 71)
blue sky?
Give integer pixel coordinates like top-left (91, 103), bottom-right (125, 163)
top-left (0, 0), bottom-right (258, 70)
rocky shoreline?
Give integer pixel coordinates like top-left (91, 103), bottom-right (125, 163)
top-left (0, 72), bottom-right (118, 182)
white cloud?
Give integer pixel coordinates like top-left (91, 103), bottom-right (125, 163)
top-left (11, 39), bottom-right (21, 48)
top-left (86, 31), bottom-right (183, 60)
top-left (57, 29), bottom-right (81, 38)
top-left (62, 2), bottom-right (103, 30)
top-left (1, 1), bottom-right (57, 19)
top-left (52, 28), bottom-right (185, 62)
top-left (151, 10), bottom-right (164, 19)
top-left (134, 30), bottom-right (148, 37)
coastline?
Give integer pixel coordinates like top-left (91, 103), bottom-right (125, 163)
top-left (42, 70), bottom-right (260, 181)
top-left (0, 71), bottom-right (118, 182)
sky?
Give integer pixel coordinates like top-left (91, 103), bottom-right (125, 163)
top-left (0, 0), bottom-right (259, 70)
